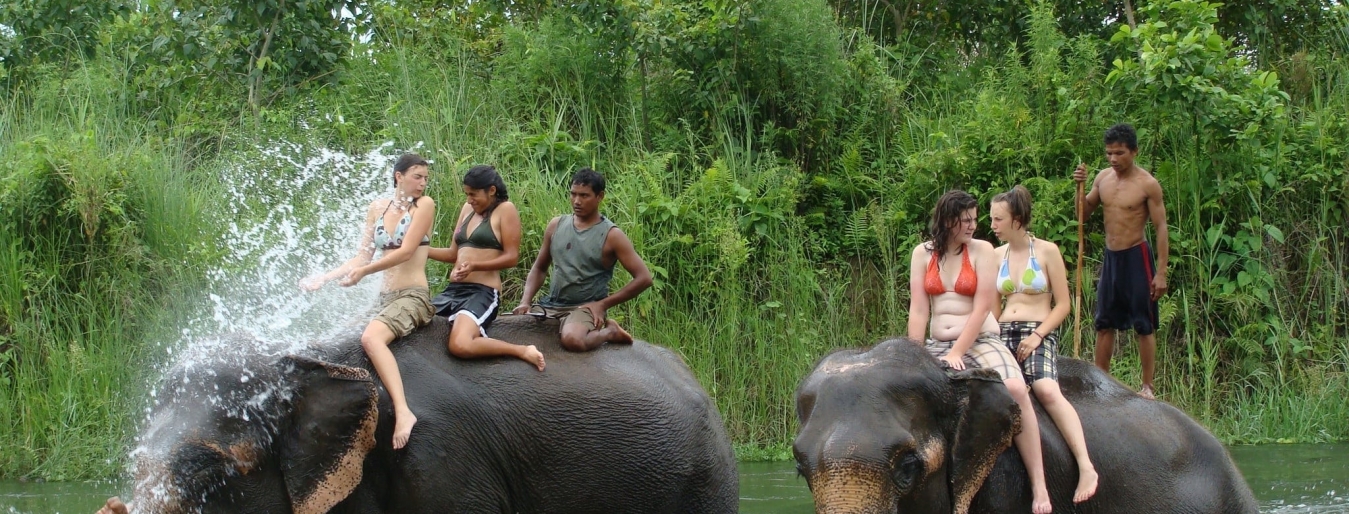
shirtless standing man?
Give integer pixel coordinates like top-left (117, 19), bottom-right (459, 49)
top-left (1073, 123), bottom-right (1170, 399)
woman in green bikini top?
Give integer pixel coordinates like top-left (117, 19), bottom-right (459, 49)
top-left (990, 184), bottom-right (1100, 505)
top-left (426, 165), bottom-right (546, 372)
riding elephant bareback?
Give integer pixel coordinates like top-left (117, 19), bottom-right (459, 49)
top-left (98, 314), bottom-right (738, 514)
top-left (793, 338), bottom-right (1258, 514)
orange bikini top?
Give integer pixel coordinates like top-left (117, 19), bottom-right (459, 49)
top-left (925, 245), bottom-right (977, 297)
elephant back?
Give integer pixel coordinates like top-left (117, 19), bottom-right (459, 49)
top-left (312, 314), bottom-right (737, 513)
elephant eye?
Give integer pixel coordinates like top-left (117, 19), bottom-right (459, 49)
top-left (891, 452), bottom-right (923, 491)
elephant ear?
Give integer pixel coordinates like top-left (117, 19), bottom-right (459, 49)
top-left (278, 355), bottom-right (379, 514)
top-left (946, 367), bottom-right (1020, 514)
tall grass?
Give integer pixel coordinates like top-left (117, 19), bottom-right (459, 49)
top-left (0, 60), bottom-right (212, 479)
top-left (1, 0), bottom-right (1346, 480)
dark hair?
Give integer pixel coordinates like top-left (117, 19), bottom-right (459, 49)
top-left (463, 164), bottom-right (509, 202)
top-left (571, 167), bottom-right (606, 194)
top-left (392, 153), bottom-right (429, 187)
top-left (1104, 123), bottom-right (1138, 151)
top-left (926, 190), bottom-right (978, 258)
top-left (991, 185), bottom-right (1033, 230)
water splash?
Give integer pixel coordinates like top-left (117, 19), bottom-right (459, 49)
top-left (123, 141), bottom-right (425, 512)
top-left (178, 141), bottom-right (426, 360)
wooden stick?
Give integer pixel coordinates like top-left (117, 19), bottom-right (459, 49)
top-left (1075, 180), bottom-right (1086, 358)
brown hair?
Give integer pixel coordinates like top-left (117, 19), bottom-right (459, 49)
top-left (991, 185), bottom-right (1033, 230)
top-left (925, 190), bottom-right (978, 258)
top-left (392, 153), bottom-right (429, 187)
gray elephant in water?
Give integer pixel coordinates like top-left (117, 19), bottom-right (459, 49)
top-left (793, 338), bottom-right (1257, 514)
top-left (98, 315), bottom-right (737, 513)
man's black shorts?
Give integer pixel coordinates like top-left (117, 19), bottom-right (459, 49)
top-left (1094, 241), bottom-right (1159, 335)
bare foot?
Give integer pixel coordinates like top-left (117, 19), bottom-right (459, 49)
top-left (392, 409), bottom-right (417, 450)
top-left (605, 320), bottom-right (634, 345)
top-left (520, 345), bottom-right (546, 371)
top-left (1032, 487), bottom-right (1053, 514)
top-left (97, 497), bottom-right (129, 514)
top-left (1138, 385), bottom-right (1155, 400)
top-left (1073, 465), bottom-right (1099, 503)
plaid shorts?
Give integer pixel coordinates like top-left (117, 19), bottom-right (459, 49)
top-left (926, 332), bottom-right (1021, 381)
top-left (999, 321), bottom-right (1058, 382)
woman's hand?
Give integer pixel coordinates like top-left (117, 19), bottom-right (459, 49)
top-left (940, 353), bottom-right (966, 371)
top-left (298, 275), bottom-right (326, 292)
top-left (1017, 332), bottom-right (1043, 362)
top-left (451, 261), bottom-right (475, 282)
top-left (339, 267), bottom-right (368, 287)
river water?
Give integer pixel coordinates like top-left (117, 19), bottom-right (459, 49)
top-left (1, 444), bottom-right (1344, 513)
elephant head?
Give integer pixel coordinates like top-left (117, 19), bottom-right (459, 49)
top-left (127, 349), bottom-right (378, 514)
top-left (792, 338), bottom-right (1020, 514)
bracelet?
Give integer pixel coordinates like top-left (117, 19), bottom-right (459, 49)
top-left (1031, 330), bottom-right (1046, 339)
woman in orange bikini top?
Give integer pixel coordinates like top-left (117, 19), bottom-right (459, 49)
top-left (906, 189), bottom-right (1056, 514)
top-left (924, 243), bottom-right (978, 297)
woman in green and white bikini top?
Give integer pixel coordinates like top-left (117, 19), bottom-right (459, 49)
top-left (990, 184), bottom-right (1100, 505)
top-left (998, 234), bottom-right (1050, 295)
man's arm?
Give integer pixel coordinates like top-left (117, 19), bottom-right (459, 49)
top-left (1147, 177), bottom-right (1169, 300)
top-left (1073, 163), bottom-right (1102, 217)
top-left (596, 227), bottom-right (652, 311)
top-left (513, 216), bottom-right (561, 313)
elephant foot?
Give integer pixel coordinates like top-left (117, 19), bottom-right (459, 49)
top-left (393, 409), bottom-right (418, 450)
top-left (605, 320), bottom-right (634, 345)
top-left (1138, 385), bottom-right (1155, 400)
top-left (1073, 465), bottom-right (1099, 503)
top-left (96, 497), bottom-right (129, 514)
top-left (521, 345), bottom-right (547, 371)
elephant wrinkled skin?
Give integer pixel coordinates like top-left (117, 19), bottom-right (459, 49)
top-left (793, 338), bottom-right (1258, 514)
top-left (103, 315), bottom-right (737, 513)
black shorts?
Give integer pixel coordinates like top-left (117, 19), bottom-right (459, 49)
top-left (1094, 242), bottom-right (1159, 335)
top-left (431, 282), bottom-right (499, 336)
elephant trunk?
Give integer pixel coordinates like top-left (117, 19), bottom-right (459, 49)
top-left (809, 461), bottom-right (897, 514)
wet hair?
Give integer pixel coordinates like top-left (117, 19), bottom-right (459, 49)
top-left (926, 190), bottom-right (978, 258)
top-left (1104, 123), bottom-right (1138, 151)
top-left (991, 185), bottom-right (1033, 230)
top-left (571, 167), bottom-right (606, 194)
top-left (392, 153), bottom-right (429, 187)
top-left (463, 165), bottom-right (509, 203)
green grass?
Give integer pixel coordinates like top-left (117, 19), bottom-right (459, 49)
top-left (1, 3), bottom-right (1347, 480)
top-left (0, 61), bottom-right (213, 480)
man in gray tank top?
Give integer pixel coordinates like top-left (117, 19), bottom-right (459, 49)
top-left (512, 168), bottom-right (653, 351)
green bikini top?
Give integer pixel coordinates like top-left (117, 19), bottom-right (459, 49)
top-left (998, 236), bottom-right (1050, 295)
top-left (454, 207), bottom-right (503, 250)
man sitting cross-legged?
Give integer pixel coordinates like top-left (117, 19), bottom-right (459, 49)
top-left (512, 168), bottom-right (653, 351)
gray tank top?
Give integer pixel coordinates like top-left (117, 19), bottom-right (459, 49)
top-left (538, 215), bottom-right (616, 307)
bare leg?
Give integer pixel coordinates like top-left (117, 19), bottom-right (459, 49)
top-left (1137, 333), bottom-right (1156, 398)
top-left (1032, 379), bottom-right (1099, 503)
top-left (447, 313), bottom-right (545, 371)
top-left (1007, 377), bottom-right (1052, 514)
top-left (361, 321), bottom-right (416, 450)
top-left (559, 320), bottom-right (634, 352)
top-left (1093, 329), bottom-right (1115, 374)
